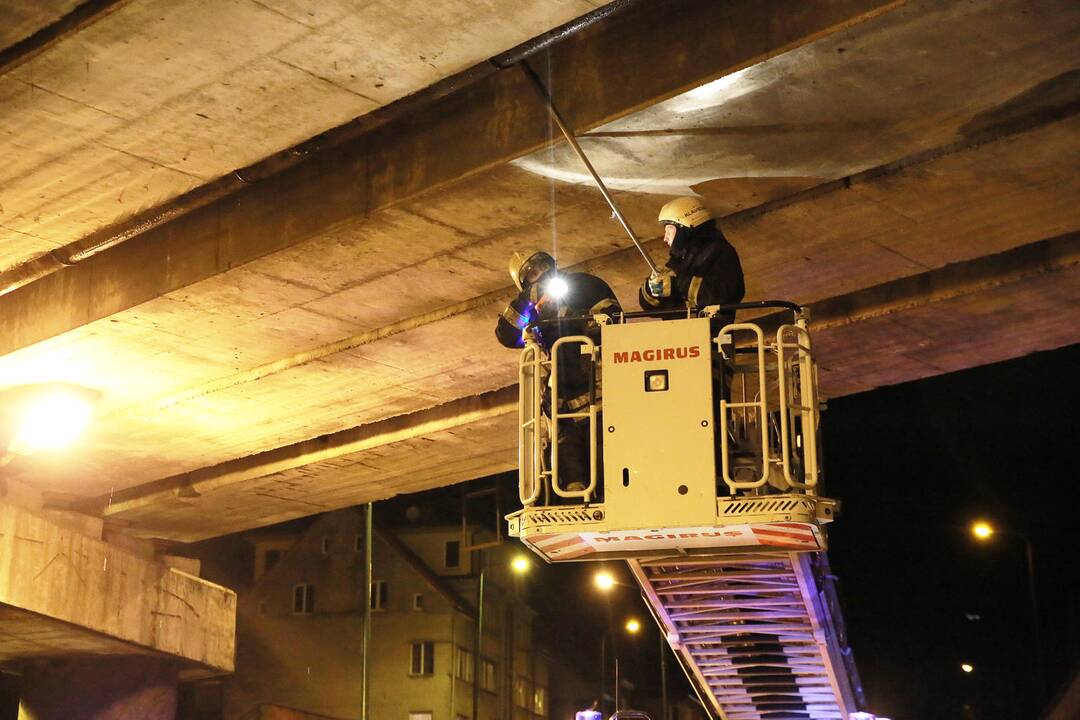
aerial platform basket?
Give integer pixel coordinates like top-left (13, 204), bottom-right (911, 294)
top-left (507, 302), bottom-right (837, 563)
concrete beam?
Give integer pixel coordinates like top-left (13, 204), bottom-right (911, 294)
top-left (809, 232), bottom-right (1080, 332)
top-left (0, 0), bottom-right (905, 356)
top-left (0, 0), bottom-right (133, 75)
top-left (0, 500), bottom-right (235, 675)
top-left (93, 233), bottom-right (1080, 539)
top-left (94, 386), bottom-right (517, 518)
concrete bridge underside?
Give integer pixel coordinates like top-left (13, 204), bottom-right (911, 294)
top-left (0, 0), bottom-right (1076, 549)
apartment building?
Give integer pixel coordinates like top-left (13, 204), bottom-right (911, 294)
top-left (220, 508), bottom-right (549, 720)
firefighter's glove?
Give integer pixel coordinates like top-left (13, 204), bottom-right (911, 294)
top-left (502, 298), bottom-right (535, 330)
top-left (647, 267), bottom-right (675, 298)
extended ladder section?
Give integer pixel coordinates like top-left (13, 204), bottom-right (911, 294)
top-left (630, 551), bottom-right (863, 720)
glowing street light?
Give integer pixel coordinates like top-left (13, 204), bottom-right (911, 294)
top-left (594, 569), bottom-right (616, 592)
top-left (7, 388), bottom-right (94, 456)
top-left (961, 663), bottom-right (974, 674)
top-left (510, 555), bottom-right (530, 574)
top-left (968, 516), bottom-right (1045, 702)
top-left (625, 618), bottom-right (641, 634)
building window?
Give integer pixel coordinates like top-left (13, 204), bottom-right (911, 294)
top-left (480, 659), bottom-right (496, 692)
top-left (444, 540), bottom-right (460, 569)
top-left (370, 580), bottom-right (388, 610)
top-left (454, 646), bottom-right (473, 682)
top-left (514, 676), bottom-right (529, 708)
top-left (534, 686), bottom-right (547, 715)
top-left (264, 548), bottom-right (283, 572)
top-left (321, 536), bottom-right (330, 555)
top-left (412, 593), bottom-right (424, 611)
top-left (409, 641), bottom-right (435, 676)
top-left (293, 584), bottom-right (315, 615)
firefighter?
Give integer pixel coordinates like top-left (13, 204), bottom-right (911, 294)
top-left (638, 196), bottom-right (745, 325)
top-left (496, 251), bottom-right (621, 494)
top-left (640, 198), bottom-right (746, 491)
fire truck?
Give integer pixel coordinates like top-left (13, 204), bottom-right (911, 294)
top-left (508, 303), bottom-right (869, 720)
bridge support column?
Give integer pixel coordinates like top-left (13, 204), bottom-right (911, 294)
top-left (18, 657), bottom-right (178, 720)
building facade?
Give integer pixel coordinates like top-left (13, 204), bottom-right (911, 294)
top-left (220, 509), bottom-right (549, 720)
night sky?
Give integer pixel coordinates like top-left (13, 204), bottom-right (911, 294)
top-left (823, 343), bottom-right (1078, 718)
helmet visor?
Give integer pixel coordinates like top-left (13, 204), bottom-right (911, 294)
top-left (520, 255), bottom-right (553, 287)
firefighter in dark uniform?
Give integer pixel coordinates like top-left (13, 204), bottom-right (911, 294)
top-left (640, 198), bottom-right (746, 491)
top-left (496, 250), bottom-right (621, 494)
top-left (638, 197), bottom-right (745, 324)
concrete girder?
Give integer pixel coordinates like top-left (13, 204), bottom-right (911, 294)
top-left (4, 98), bottom-right (1076, 499)
top-left (0, 500), bottom-right (235, 674)
top-left (2, 0), bottom-right (1076, 537)
top-left (0, 0), bottom-right (620, 275)
top-left (89, 231), bottom-right (1080, 541)
top-left (0, 1), bottom-right (131, 75)
top-left (0, 0), bottom-right (906, 356)
top-left (95, 388), bottom-right (518, 541)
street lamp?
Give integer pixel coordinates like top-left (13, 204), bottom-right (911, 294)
top-left (611, 617), bottom-right (643, 710)
top-left (970, 517), bottom-right (1044, 703)
top-left (961, 663), bottom-right (974, 674)
top-left (511, 555), bottom-right (530, 574)
top-left (594, 569), bottom-right (616, 592)
top-left (2, 384), bottom-right (97, 465)
top-left (591, 568), bottom-right (617, 714)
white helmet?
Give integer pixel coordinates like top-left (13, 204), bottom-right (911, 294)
top-left (658, 196), bottom-right (713, 228)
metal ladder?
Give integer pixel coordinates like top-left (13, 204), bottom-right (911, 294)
top-left (628, 552), bottom-right (864, 720)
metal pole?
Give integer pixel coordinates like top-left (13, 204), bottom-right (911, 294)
top-left (1023, 537), bottom-right (1046, 705)
top-left (360, 502), bottom-right (373, 720)
top-left (660, 634), bottom-right (669, 720)
top-left (599, 634), bottom-right (606, 715)
top-left (506, 596), bottom-right (515, 719)
top-left (472, 554), bottom-right (485, 720)
top-left (615, 655), bottom-right (620, 711)
top-left (519, 60), bottom-right (659, 275)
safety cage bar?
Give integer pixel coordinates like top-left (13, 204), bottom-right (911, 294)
top-left (518, 301), bottom-right (822, 507)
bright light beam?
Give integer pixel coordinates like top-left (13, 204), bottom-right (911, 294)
top-left (545, 275), bottom-right (569, 300)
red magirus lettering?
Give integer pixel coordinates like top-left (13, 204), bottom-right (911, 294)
top-left (612, 346), bottom-right (703, 364)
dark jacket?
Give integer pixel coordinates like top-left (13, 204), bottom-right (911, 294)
top-left (497, 271), bottom-right (621, 408)
top-left (496, 271), bottom-right (621, 350)
top-left (638, 222), bottom-right (745, 314)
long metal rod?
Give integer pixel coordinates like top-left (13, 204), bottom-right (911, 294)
top-left (361, 502), bottom-right (373, 720)
top-left (660, 634), bottom-right (669, 720)
top-left (472, 555), bottom-right (485, 720)
top-left (520, 60), bottom-right (658, 274)
top-left (1023, 537), bottom-right (1046, 704)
